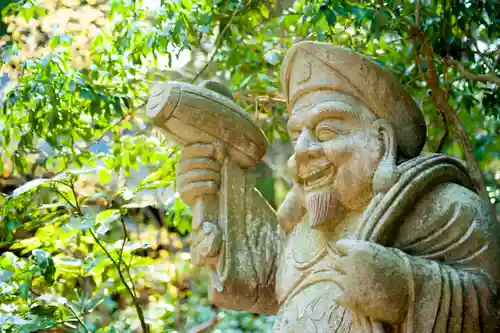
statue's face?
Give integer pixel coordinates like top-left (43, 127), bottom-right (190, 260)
top-left (287, 91), bottom-right (383, 229)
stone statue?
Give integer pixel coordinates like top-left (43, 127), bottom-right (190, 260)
top-left (148, 41), bottom-right (500, 333)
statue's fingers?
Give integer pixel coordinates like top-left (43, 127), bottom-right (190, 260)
top-left (190, 225), bottom-right (221, 267)
top-left (177, 158), bottom-right (220, 175)
top-left (179, 181), bottom-right (218, 205)
top-left (177, 170), bottom-right (221, 190)
top-left (189, 229), bottom-right (204, 247)
top-left (180, 143), bottom-right (214, 160)
top-left (190, 228), bottom-right (214, 248)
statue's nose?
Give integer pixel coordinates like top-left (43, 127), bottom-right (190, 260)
top-left (295, 128), bottom-right (322, 164)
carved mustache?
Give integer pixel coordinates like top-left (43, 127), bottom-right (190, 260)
top-left (297, 159), bottom-right (330, 180)
top-left (289, 153), bottom-right (337, 191)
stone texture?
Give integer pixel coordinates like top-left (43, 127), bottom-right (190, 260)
top-left (148, 41), bottom-right (500, 333)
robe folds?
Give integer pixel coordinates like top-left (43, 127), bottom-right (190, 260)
top-left (355, 154), bottom-right (500, 332)
top-left (208, 154), bottom-right (500, 333)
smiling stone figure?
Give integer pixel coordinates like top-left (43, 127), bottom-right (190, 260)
top-left (152, 41), bottom-right (500, 333)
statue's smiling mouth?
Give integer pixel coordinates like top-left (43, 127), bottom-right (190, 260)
top-left (299, 161), bottom-right (335, 190)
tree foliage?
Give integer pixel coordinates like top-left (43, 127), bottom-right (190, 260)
top-left (0, 0), bottom-right (498, 332)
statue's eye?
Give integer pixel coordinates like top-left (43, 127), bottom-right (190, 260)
top-left (315, 121), bottom-right (351, 141)
top-left (316, 127), bottom-right (336, 142)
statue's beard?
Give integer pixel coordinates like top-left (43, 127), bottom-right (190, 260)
top-left (305, 187), bottom-right (345, 230)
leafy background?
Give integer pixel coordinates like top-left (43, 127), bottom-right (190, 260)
top-left (0, 0), bottom-right (498, 332)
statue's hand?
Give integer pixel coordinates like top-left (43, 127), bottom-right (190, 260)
top-left (177, 143), bottom-right (224, 267)
top-left (331, 239), bottom-right (409, 324)
top-left (177, 143), bottom-right (222, 206)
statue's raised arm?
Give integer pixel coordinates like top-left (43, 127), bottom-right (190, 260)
top-left (148, 41), bottom-right (500, 333)
top-left (146, 81), bottom-right (281, 315)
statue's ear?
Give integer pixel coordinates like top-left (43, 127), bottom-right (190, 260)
top-left (277, 155), bottom-right (305, 232)
top-left (277, 184), bottom-right (305, 233)
top-left (371, 119), bottom-right (400, 193)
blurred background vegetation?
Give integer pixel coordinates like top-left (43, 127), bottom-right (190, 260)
top-left (0, 0), bottom-right (498, 332)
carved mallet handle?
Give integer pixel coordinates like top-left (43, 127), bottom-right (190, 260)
top-left (146, 80), bottom-right (268, 265)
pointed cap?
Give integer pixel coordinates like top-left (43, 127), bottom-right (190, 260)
top-left (280, 41), bottom-right (426, 158)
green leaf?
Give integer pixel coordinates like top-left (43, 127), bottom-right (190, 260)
top-left (67, 214), bottom-right (95, 231)
top-left (49, 35), bottom-right (60, 49)
top-left (19, 273), bottom-right (32, 300)
top-left (0, 269), bottom-right (13, 282)
top-left (96, 209), bottom-right (120, 224)
top-left (0, 313), bottom-right (29, 325)
top-left (32, 249), bottom-right (56, 284)
top-left (21, 4), bottom-right (35, 22)
top-left (79, 88), bottom-right (95, 101)
top-left (325, 10), bottom-right (336, 26)
top-left (35, 294), bottom-right (68, 306)
top-left (260, 4), bottom-right (269, 19)
top-left (264, 51), bottom-right (280, 65)
top-left (12, 178), bottom-right (50, 197)
top-left (98, 168), bottom-right (112, 185)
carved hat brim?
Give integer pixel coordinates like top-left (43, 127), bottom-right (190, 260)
top-left (280, 41), bottom-right (427, 158)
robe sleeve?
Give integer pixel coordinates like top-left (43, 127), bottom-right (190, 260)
top-left (208, 159), bottom-right (281, 315)
top-left (393, 182), bottom-right (500, 333)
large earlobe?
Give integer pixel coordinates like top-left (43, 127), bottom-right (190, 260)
top-left (277, 185), bottom-right (306, 233)
top-left (371, 119), bottom-right (400, 194)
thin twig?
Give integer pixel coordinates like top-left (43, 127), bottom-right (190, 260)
top-left (70, 179), bottom-right (82, 215)
top-left (191, 0), bottom-right (245, 83)
top-left (89, 229), bottom-right (149, 333)
top-left (188, 309), bottom-right (221, 333)
top-left (233, 93), bottom-right (287, 105)
top-left (65, 304), bottom-right (92, 333)
top-left (118, 217), bottom-right (127, 268)
top-left (176, 273), bottom-right (185, 331)
top-left (118, 216), bottom-right (137, 298)
top-left (447, 58), bottom-right (500, 85)
top-left (51, 189), bottom-right (78, 212)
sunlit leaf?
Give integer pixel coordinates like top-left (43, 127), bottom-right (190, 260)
top-left (0, 269), bottom-right (13, 282)
top-left (12, 179), bottom-right (50, 197)
top-left (98, 168), bottom-right (112, 185)
top-left (67, 214), bottom-right (95, 231)
top-left (35, 294), bottom-right (68, 306)
top-left (0, 313), bottom-right (29, 325)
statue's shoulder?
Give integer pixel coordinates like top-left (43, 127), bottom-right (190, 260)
top-left (358, 153), bottom-right (495, 243)
top-left (398, 153), bottom-right (492, 219)
top-left (398, 153), bottom-right (487, 208)
top-left (393, 156), bottom-right (500, 281)
top-left (409, 181), bottom-right (492, 227)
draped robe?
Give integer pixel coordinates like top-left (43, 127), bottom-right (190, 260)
top-left (208, 154), bottom-right (500, 333)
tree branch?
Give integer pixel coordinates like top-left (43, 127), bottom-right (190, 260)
top-left (436, 111), bottom-right (449, 153)
top-left (89, 229), bottom-right (149, 333)
top-left (191, 0), bottom-right (245, 83)
top-left (409, 25), bottom-right (490, 202)
top-left (415, 0), bottom-right (420, 26)
top-left (447, 58), bottom-right (500, 85)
